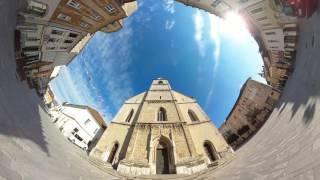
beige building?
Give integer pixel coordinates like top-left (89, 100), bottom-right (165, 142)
top-left (49, 0), bottom-right (137, 33)
top-left (219, 78), bottom-right (280, 149)
top-left (176, 0), bottom-right (237, 17)
top-left (90, 78), bottom-right (233, 175)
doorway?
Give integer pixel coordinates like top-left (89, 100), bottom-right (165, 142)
top-left (156, 142), bottom-right (170, 174)
top-left (108, 143), bottom-right (119, 164)
top-left (203, 141), bottom-right (217, 162)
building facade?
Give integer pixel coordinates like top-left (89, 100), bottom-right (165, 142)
top-left (53, 103), bottom-right (107, 151)
top-left (219, 78), bottom-right (280, 149)
top-left (90, 78), bottom-right (233, 175)
top-left (15, 0), bottom-right (137, 94)
top-left (49, 0), bottom-right (137, 33)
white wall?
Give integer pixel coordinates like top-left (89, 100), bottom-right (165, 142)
top-left (60, 106), bottom-right (102, 140)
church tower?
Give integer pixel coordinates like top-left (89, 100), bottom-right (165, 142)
top-left (90, 78), bottom-right (233, 175)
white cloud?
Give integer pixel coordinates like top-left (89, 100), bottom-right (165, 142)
top-left (193, 10), bottom-right (206, 57)
top-left (50, 19), bottom-right (136, 123)
top-left (163, 0), bottom-right (175, 14)
top-left (165, 19), bottom-right (175, 30)
top-left (204, 87), bottom-right (214, 109)
top-left (209, 14), bottom-right (221, 76)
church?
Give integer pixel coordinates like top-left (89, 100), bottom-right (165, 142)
top-left (90, 78), bottom-right (233, 175)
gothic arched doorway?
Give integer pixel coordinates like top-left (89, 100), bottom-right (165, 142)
top-left (155, 137), bottom-right (175, 174)
top-left (203, 141), bottom-right (218, 163)
top-left (108, 143), bottom-right (119, 164)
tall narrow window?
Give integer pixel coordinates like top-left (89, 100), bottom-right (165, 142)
top-left (188, 110), bottom-right (199, 122)
top-left (126, 109), bottom-right (134, 123)
top-left (105, 4), bottom-right (116, 13)
top-left (158, 107), bottom-right (167, 121)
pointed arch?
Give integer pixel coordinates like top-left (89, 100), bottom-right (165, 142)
top-left (152, 135), bottom-right (176, 174)
top-left (157, 107), bottom-right (167, 121)
top-left (125, 109), bottom-right (134, 123)
top-left (188, 109), bottom-right (199, 122)
top-left (203, 140), bottom-right (219, 162)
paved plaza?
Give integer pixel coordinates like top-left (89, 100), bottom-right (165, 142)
top-left (1, 0), bottom-right (320, 179)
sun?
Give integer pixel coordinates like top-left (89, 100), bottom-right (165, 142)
top-left (223, 11), bottom-right (251, 41)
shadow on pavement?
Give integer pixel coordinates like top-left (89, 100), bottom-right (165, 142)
top-left (0, 0), bottom-right (49, 156)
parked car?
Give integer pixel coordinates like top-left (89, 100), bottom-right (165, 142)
top-left (68, 134), bottom-right (88, 151)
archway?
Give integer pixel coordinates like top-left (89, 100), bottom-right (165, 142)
top-left (154, 136), bottom-right (176, 174)
top-left (107, 143), bottom-right (119, 164)
top-left (203, 141), bottom-right (218, 163)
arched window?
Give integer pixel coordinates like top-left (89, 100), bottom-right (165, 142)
top-left (158, 107), bottom-right (167, 121)
top-left (188, 110), bottom-right (199, 122)
top-left (125, 109), bottom-right (134, 123)
top-left (158, 80), bottom-right (163, 84)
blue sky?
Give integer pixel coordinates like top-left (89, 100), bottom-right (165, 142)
top-left (50, 0), bottom-right (265, 127)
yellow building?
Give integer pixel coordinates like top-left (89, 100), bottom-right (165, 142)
top-left (90, 78), bottom-right (233, 175)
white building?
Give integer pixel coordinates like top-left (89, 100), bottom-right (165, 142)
top-left (54, 104), bottom-right (107, 151)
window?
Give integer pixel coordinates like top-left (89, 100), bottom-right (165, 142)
top-left (268, 40), bottom-right (279, 43)
top-left (48, 38), bottom-right (59, 43)
top-left (90, 12), bottom-right (101, 21)
top-left (57, 13), bottom-right (71, 21)
top-left (64, 39), bottom-right (73, 44)
top-left (125, 109), bottom-right (134, 123)
top-left (60, 47), bottom-right (68, 50)
top-left (22, 46), bottom-right (39, 51)
top-left (80, 21), bottom-right (90, 29)
top-left (51, 29), bottom-right (63, 35)
top-left (256, 16), bottom-right (267, 21)
top-left (46, 46), bottom-right (55, 50)
top-left (74, 134), bottom-right (83, 141)
top-left (251, 7), bottom-right (263, 14)
top-left (68, 33), bottom-right (78, 38)
top-left (26, 0), bottom-right (47, 17)
top-left (84, 119), bottom-right (90, 125)
top-left (67, 0), bottom-right (81, 9)
top-left (211, 0), bottom-right (221, 7)
top-left (27, 37), bottom-right (39, 41)
top-left (240, 0), bottom-right (248, 3)
top-left (188, 110), bottom-right (199, 122)
top-left (72, 128), bottom-right (79, 135)
top-left (93, 128), bottom-right (98, 134)
top-left (105, 4), bottom-right (116, 13)
top-left (158, 80), bottom-right (163, 84)
top-left (265, 32), bottom-right (276, 35)
top-left (157, 107), bottom-right (167, 121)
top-left (261, 23), bottom-right (272, 27)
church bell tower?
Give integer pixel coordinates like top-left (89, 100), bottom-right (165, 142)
top-left (90, 78), bottom-right (233, 175)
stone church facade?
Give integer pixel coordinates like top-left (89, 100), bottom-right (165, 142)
top-left (90, 78), bottom-right (233, 175)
